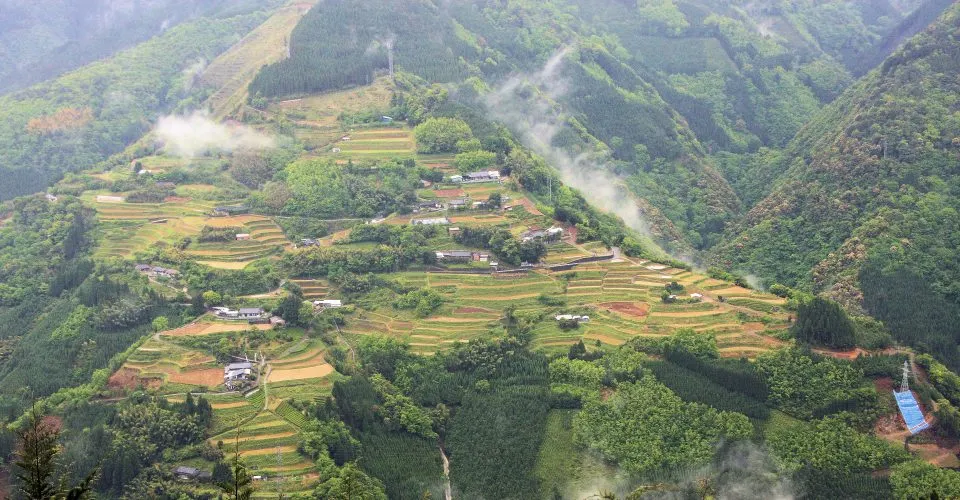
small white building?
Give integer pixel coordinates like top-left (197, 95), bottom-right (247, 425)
top-left (236, 233), bottom-right (251, 241)
top-left (690, 293), bottom-right (703, 300)
top-left (411, 217), bottom-right (451, 226)
top-left (213, 307), bottom-right (240, 318)
top-left (314, 299), bottom-right (343, 309)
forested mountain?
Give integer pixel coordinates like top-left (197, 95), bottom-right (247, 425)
top-left (0, 0), bottom-right (284, 94)
top-left (711, 3), bottom-right (960, 368)
top-left (250, 0), bottom-right (950, 251)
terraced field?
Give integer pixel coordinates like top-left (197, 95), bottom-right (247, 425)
top-left (87, 193), bottom-right (291, 267)
top-left (161, 320), bottom-right (274, 337)
top-left (271, 77), bottom-right (395, 150)
top-left (187, 217), bottom-right (291, 268)
top-left (110, 319), bottom-right (323, 494)
top-left (113, 339), bottom-right (223, 393)
top-left (416, 153), bottom-right (456, 172)
top-left (267, 342), bottom-right (340, 402)
top-left (290, 279), bottom-right (330, 300)
top-left (211, 407), bottom-right (314, 479)
top-left (330, 127), bottom-right (416, 160)
top-left (340, 260), bottom-right (789, 356)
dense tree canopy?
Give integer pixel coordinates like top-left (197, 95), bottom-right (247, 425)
top-left (574, 375), bottom-right (752, 475)
top-left (793, 296), bottom-right (857, 348)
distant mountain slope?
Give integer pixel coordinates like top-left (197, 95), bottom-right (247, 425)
top-left (0, 0), bottom-right (283, 95)
top-left (0, 10), bottom-right (272, 202)
top-left (248, 0), bottom-right (954, 253)
top-left (710, 3), bottom-right (960, 318)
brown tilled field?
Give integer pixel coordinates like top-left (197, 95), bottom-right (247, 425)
top-left (167, 368), bottom-right (224, 387)
top-left (601, 302), bottom-right (650, 318)
top-left (268, 364), bottom-right (335, 382)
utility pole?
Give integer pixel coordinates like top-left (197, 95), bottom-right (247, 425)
top-left (276, 446), bottom-right (284, 498)
top-left (900, 360), bottom-right (910, 393)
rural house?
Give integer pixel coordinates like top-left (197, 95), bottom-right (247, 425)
top-left (238, 307), bottom-right (265, 319)
top-left (212, 205), bottom-right (249, 217)
top-left (174, 466), bottom-right (211, 482)
top-left (224, 362), bottom-right (254, 383)
top-left (453, 171), bottom-right (502, 184)
top-left (236, 233), bottom-right (251, 241)
top-left (521, 226), bottom-right (563, 242)
top-left (314, 299), bottom-right (343, 309)
top-left (212, 307), bottom-right (239, 319)
top-left (414, 201), bottom-right (443, 213)
top-left (436, 250), bottom-right (474, 262)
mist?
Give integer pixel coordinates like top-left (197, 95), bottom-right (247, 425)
top-left (154, 111), bottom-right (274, 158)
top-left (181, 58), bottom-right (207, 91)
top-left (481, 48), bottom-right (652, 238)
top-left (568, 442), bottom-right (794, 500)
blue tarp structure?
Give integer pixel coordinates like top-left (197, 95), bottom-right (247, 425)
top-left (894, 390), bottom-right (930, 434)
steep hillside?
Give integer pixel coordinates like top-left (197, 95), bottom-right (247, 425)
top-left (248, 0), bottom-right (955, 252)
top-left (250, 0), bottom-right (745, 250)
top-left (0, 9), bottom-right (273, 202)
top-left (711, 3), bottom-right (960, 366)
top-left (0, 0), bottom-right (285, 94)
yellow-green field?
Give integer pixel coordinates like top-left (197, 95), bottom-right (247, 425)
top-left (86, 193), bottom-right (291, 268)
top-left (329, 127), bottom-right (416, 160)
top-left (339, 260), bottom-right (789, 356)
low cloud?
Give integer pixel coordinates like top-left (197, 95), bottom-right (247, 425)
top-left (154, 111), bottom-right (274, 158)
top-left (568, 442), bottom-right (794, 499)
top-left (482, 47), bottom-right (651, 238)
top-left (181, 58), bottom-right (207, 91)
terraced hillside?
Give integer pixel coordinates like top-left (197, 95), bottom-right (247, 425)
top-left (106, 316), bottom-right (338, 494)
top-left (86, 191), bottom-right (291, 268)
top-left (336, 260), bottom-right (789, 357)
top-left (269, 77), bottom-right (395, 150)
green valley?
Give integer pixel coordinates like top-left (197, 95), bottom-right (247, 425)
top-left (1, 1), bottom-right (960, 499)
